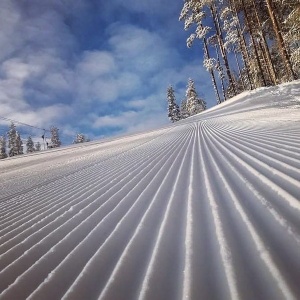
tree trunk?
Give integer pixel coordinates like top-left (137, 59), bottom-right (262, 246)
top-left (265, 0), bottom-right (296, 81)
top-left (258, 39), bottom-right (273, 85)
top-left (229, 0), bottom-right (254, 90)
top-left (210, 4), bottom-right (237, 95)
top-left (203, 35), bottom-right (222, 104)
top-left (250, 0), bottom-right (278, 85)
top-left (241, 0), bottom-right (267, 87)
top-left (215, 45), bottom-right (227, 100)
top-left (234, 50), bottom-right (246, 90)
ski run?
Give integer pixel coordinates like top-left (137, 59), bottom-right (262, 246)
top-left (0, 81), bottom-right (300, 300)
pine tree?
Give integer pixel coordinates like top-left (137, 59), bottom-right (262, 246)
top-left (35, 142), bottom-right (41, 151)
top-left (207, 38), bottom-right (227, 100)
top-left (8, 122), bottom-right (18, 157)
top-left (210, 2), bottom-right (237, 95)
top-left (180, 99), bottom-right (189, 119)
top-left (26, 136), bottom-right (35, 153)
top-left (179, 0), bottom-right (298, 103)
top-left (203, 53), bottom-right (221, 104)
top-left (50, 126), bottom-right (61, 148)
top-left (166, 86), bottom-right (181, 122)
top-left (240, 0), bottom-right (268, 87)
top-left (265, 0), bottom-right (296, 81)
top-left (0, 135), bottom-right (7, 159)
top-left (251, 0), bottom-right (277, 85)
top-left (221, 1), bottom-right (253, 90)
top-left (185, 78), bottom-right (207, 116)
top-left (283, 4), bottom-right (300, 77)
top-left (73, 133), bottom-right (89, 144)
top-left (180, 0), bottom-right (237, 102)
top-left (16, 132), bottom-right (23, 155)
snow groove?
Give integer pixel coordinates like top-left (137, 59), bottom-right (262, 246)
top-left (201, 124), bottom-right (296, 300)
top-left (0, 82), bottom-right (299, 299)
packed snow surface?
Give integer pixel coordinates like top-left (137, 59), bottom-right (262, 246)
top-left (0, 81), bottom-right (300, 300)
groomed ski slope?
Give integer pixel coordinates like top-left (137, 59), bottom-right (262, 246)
top-left (0, 81), bottom-right (300, 300)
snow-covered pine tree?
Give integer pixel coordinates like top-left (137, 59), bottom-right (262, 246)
top-left (180, 99), bottom-right (189, 119)
top-left (166, 86), bottom-right (181, 122)
top-left (0, 135), bottom-right (7, 159)
top-left (16, 132), bottom-right (23, 155)
top-left (26, 136), bottom-right (35, 153)
top-left (7, 122), bottom-right (18, 157)
top-left (35, 142), bottom-right (41, 151)
top-left (73, 133), bottom-right (89, 144)
top-left (50, 126), bottom-right (61, 148)
top-left (185, 78), bottom-right (206, 116)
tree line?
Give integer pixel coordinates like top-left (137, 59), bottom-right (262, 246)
top-left (0, 123), bottom-right (62, 159)
top-left (167, 78), bottom-right (207, 122)
top-left (0, 123), bottom-right (92, 159)
top-left (179, 0), bottom-right (299, 103)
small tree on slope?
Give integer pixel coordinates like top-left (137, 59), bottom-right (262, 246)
top-left (185, 78), bottom-right (207, 116)
top-left (180, 99), bottom-right (189, 119)
top-left (35, 142), bottom-right (41, 151)
top-left (16, 132), bottom-right (23, 155)
top-left (167, 85), bottom-right (181, 122)
top-left (7, 122), bottom-right (23, 156)
top-left (8, 122), bottom-right (17, 157)
top-left (26, 136), bottom-right (35, 153)
top-left (50, 126), bottom-right (61, 148)
top-left (0, 135), bottom-right (7, 159)
top-left (73, 133), bottom-right (89, 144)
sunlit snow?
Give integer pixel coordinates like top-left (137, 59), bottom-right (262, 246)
top-left (0, 81), bottom-right (300, 300)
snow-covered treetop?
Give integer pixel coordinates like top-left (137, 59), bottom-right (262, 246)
top-left (203, 57), bottom-right (217, 71)
top-left (186, 78), bottom-right (198, 98)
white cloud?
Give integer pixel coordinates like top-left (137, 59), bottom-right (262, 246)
top-left (0, 1), bottom-right (214, 144)
top-left (92, 111), bottom-right (139, 129)
top-left (77, 51), bottom-right (117, 77)
top-left (91, 107), bottom-right (166, 138)
top-left (103, 0), bottom-right (178, 16)
top-left (108, 24), bottom-right (179, 74)
top-left (75, 51), bottom-right (142, 103)
top-left (126, 99), bottom-right (148, 109)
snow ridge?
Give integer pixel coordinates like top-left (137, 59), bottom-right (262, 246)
top-left (0, 82), bottom-right (300, 299)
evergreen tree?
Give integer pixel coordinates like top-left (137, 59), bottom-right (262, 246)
top-left (166, 86), bottom-right (181, 122)
top-left (7, 122), bottom-right (18, 157)
top-left (26, 136), bottom-right (35, 153)
top-left (203, 54), bottom-right (221, 104)
top-left (35, 142), bottom-right (41, 151)
top-left (16, 132), bottom-right (23, 155)
top-left (0, 135), bottom-right (7, 159)
top-left (50, 126), bottom-right (61, 148)
top-left (180, 0), bottom-right (237, 98)
top-left (73, 133), bottom-right (89, 144)
top-left (180, 99), bottom-right (189, 119)
top-left (185, 78), bottom-right (207, 116)
top-left (265, 0), bottom-right (296, 81)
top-left (220, 2), bottom-right (254, 90)
top-left (283, 4), bottom-right (300, 77)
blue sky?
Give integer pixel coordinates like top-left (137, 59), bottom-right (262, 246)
top-left (0, 0), bottom-right (215, 145)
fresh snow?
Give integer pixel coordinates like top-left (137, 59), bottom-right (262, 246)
top-left (0, 81), bottom-right (300, 300)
